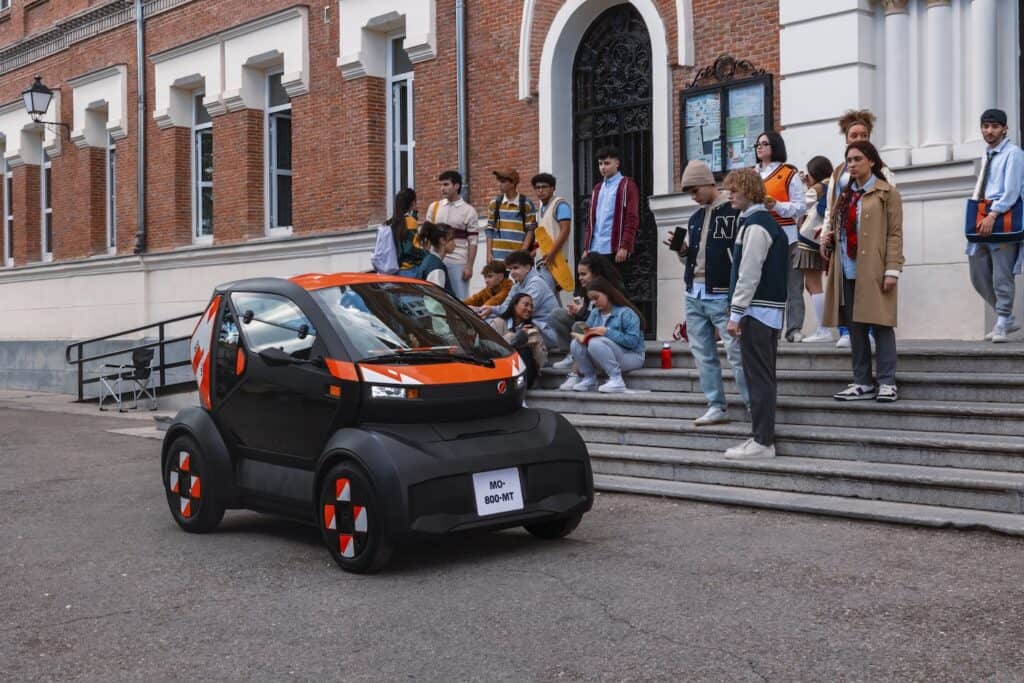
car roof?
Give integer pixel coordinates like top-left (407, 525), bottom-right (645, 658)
top-left (289, 273), bottom-right (426, 291)
top-left (212, 273), bottom-right (426, 295)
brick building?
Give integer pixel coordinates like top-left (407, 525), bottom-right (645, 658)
top-left (0, 1), bottom-right (1021, 390)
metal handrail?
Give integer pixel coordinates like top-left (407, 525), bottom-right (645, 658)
top-left (65, 310), bottom-right (203, 402)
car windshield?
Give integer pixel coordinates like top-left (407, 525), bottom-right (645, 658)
top-left (310, 282), bottom-right (513, 362)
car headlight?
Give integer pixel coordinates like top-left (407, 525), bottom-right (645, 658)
top-left (371, 385), bottom-right (420, 399)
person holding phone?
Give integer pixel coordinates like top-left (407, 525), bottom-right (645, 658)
top-left (667, 160), bottom-right (748, 426)
top-left (491, 292), bottom-right (547, 387)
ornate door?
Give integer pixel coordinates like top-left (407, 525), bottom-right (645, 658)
top-left (572, 4), bottom-right (656, 336)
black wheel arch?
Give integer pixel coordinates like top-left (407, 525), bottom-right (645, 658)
top-left (161, 407), bottom-right (238, 506)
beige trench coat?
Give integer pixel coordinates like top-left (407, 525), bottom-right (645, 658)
top-left (822, 178), bottom-right (905, 328)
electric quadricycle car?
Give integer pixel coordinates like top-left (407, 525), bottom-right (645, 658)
top-left (161, 273), bottom-right (593, 573)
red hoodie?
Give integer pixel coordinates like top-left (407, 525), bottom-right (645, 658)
top-left (585, 175), bottom-right (640, 255)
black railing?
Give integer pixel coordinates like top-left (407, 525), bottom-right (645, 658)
top-left (65, 311), bottom-right (202, 402)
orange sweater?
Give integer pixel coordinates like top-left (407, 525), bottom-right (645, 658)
top-left (464, 278), bottom-right (512, 307)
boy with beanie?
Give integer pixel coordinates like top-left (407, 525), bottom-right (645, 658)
top-left (667, 160), bottom-right (749, 426)
top-left (967, 108), bottom-right (1024, 342)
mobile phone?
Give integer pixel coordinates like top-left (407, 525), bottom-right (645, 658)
top-left (669, 226), bottom-right (687, 252)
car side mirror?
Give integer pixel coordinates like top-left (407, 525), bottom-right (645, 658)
top-left (297, 323), bottom-right (310, 340)
top-left (242, 309), bottom-right (254, 325)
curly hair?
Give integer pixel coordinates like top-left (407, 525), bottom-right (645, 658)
top-left (837, 109), bottom-right (876, 136)
top-left (723, 168), bottom-right (766, 204)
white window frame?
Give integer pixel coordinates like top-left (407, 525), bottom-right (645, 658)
top-left (0, 1), bottom-right (10, 11)
top-left (385, 32), bottom-right (414, 217)
top-left (265, 69), bottom-right (293, 236)
top-left (192, 91), bottom-right (213, 244)
top-left (106, 134), bottom-right (117, 254)
top-left (3, 157), bottom-right (11, 267)
top-left (41, 146), bottom-right (52, 262)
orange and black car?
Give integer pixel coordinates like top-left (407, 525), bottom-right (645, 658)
top-left (160, 273), bottom-right (593, 573)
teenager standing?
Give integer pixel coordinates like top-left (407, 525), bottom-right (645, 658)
top-left (795, 156), bottom-right (835, 342)
top-left (966, 108), bottom-right (1024, 342)
top-left (426, 171), bottom-right (479, 299)
top-left (821, 141), bottom-right (905, 403)
top-left (755, 132), bottom-right (806, 342)
top-left (584, 146), bottom-right (641, 284)
top-left (723, 169), bottom-right (788, 459)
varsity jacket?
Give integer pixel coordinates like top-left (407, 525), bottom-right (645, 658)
top-left (584, 175), bottom-right (640, 255)
top-left (683, 199), bottom-right (741, 295)
top-left (729, 208), bottom-right (789, 318)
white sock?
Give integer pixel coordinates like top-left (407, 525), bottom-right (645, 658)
top-left (811, 293), bottom-right (825, 327)
top-left (997, 315), bottom-right (1009, 328)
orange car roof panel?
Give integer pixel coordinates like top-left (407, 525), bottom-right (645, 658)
top-left (289, 272), bottom-right (425, 291)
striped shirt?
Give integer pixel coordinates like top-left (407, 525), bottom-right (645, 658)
top-left (486, 194), bottom-right (537, 261)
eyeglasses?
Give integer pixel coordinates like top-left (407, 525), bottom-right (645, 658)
top-left (755, 142), bottom-right (771, 148)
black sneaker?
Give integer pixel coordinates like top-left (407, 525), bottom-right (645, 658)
top-left (833, 384), bottom-right (877, 401)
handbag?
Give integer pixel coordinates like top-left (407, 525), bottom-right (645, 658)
top-left (965, 198), bottom-right (1024, 243)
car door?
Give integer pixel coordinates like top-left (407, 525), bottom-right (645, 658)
top-left (218, 291), bottom-right (341, 463)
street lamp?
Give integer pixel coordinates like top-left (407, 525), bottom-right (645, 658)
top-left (21, 76), bottom-right (69, 134)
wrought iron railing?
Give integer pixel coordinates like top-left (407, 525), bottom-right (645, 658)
top-left (65, 310), bottom-right (202, 403)
top-left (0, 0), bottom-right (194, 76)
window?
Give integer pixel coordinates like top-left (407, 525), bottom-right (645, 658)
top-left (106, 134), bottom-right (116, 252)
top-left (266, 72), bottom-right (292, 231)
top-left (3, 158), bottom-right (11, 267)
top-left (231, 292), bottom-right (317, 360)
top-left (679, 59), bottom-right (774, 178)
top-left (0, 1), bottom-right (10, 11)
top-left (214, 306), bottom-right (242, 400)
top-left (386, 35), bottom-right (414, 213)
top-left (193, 92), bottom-right (213, 240)
top-left (41, 147), bottom-right (52, 261)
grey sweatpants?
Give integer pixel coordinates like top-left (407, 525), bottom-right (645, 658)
top-left (969, 242), bottom-right (1021, 318)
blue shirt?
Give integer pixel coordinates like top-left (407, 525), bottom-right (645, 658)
top-left (838, 175), bottom-right (876, 280)
top-left (591, 173), bottom-right (623, 254)
top-left (497, 268), bottom-right (561, 348)
top-left (540, 200), bottom-right (573, 222)
top-left (982, 138), bottom-right (1024, 214)
top-left (686, 282), bottom-right (727, 301)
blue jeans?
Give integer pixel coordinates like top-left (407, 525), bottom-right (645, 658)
top-left (685, 295), bottom-right (750, 409)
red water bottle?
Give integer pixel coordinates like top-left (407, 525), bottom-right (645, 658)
top-left (660, 342), bottom-right (672, 369)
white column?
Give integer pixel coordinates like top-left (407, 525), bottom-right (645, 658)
top-left (966, 0), bottom-right (998, 141)
top-left (882, 0), bottom-right (911, 167)
top-left (915, 0), bottom-right (954, 163)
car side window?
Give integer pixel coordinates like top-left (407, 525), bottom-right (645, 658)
top-left (214, 306), bottom-right (242, 400)
top-left (231, 292), bottom-right (317, 360)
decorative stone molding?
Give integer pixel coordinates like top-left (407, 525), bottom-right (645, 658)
top-left (925, 0), bottom-right (951, 6)
top-left (68, 64), bottom-right (128, 149)
top-left (338, 1), bottom-right (436, 81)
top-left (281, 71), bottom-right (308, 98)
top-left (881, 0), bottom-right (909, 14)
top-left (151, 7), bottom-right (308, 125)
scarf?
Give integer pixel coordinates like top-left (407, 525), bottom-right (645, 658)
top-left (844, 188), bottom-right (863, 260)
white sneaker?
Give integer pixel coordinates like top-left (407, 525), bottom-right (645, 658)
top-left (598, 376), bottom-right (627, 393)
top-left (876, 384), bottom-right (898, 402)
top-left (558, 372), bottom-right (580, 391)
top-left (801, 328), bottom-right (833, 343)
top-left (551, 355), bottom-right (575, 370)
top-left (987, 321), bottom-right (1021, 340)
top-left (833, 383), bottom-right (877, 401)
top-left (724, 438), bottom-right (776, 459)
top-left (991, 325), bottom-right (1009, 343)
top-left (835, 335), bottom-right (851, 349)
top-left (572, 376), bottom-right (598, 392)
top-left (694, 406), bottom-right (730, 426)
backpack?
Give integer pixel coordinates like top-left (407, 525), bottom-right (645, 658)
top-left (492, 194), bottom-right (528, 231)
top-left (372, 225), bottom-right (399, 274)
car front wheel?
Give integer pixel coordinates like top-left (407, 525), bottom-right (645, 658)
top-left (318, 461), bottom-right (394, 574)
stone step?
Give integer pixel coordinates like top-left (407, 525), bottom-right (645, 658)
top-left (529, 390), bottom-right (1024, 438)
top-left (594, 474), bottom-right (1024, 536)
top-left (587, 444), bottom-right (1024, 514)
top-left (627, 340), bottom-right (1024, 375)
top-left (563, 413), bottom-right (1024, 472)
top-left (537, 367), bottom-right (1024, 403)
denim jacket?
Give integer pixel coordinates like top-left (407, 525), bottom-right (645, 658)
top-left (585, 305), bottom-right (644, 353)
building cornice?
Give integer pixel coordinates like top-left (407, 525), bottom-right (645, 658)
top-left (149, 6), bottom-right (307, 64)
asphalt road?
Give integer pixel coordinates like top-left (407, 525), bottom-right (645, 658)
top-left (2, 404), bottom-right (1024, 682)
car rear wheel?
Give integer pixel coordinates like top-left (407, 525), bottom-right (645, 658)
top-left (164, 434), bottom-right (226, 533)
top-left (318, 461), bottom-right (394, 574)
top-left (524, 512), bottom-right (583, 540)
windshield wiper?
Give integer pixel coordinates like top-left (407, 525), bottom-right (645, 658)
top-left (360, 349), bottom-right (495, 367)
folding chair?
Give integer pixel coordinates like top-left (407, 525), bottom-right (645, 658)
top-left (98, 348), bottom-right (158, 412)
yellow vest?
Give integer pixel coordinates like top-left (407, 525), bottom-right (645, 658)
top-left (535, 197), bottom-right (574, 292)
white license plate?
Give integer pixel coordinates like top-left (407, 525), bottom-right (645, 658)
top-left (472, 467), bottom-right (525, 516)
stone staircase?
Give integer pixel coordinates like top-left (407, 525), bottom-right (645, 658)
top-left (530, 341), bottom-right (1024, 534)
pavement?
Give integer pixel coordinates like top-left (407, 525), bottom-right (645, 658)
top-left (2, 397), bottom-right (1024, 681)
